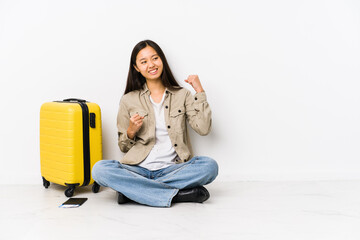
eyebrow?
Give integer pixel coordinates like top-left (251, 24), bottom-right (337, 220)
top-left (139, 54), bottom-right (159, 61)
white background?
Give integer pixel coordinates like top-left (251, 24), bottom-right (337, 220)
top-left (0, 0), bottom-right (359, 184)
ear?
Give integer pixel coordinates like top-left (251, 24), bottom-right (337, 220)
top-left (133, 64), bottom-right (140, 72)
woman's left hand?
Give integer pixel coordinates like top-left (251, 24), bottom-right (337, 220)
top-left (185, 75), bottom-right (204, 93)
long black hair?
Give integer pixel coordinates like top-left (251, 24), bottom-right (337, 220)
top-left (124, 40), bottom-right (181, 95)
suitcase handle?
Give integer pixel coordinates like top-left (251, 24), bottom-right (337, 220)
top-left (63, 98), bottom-right (87, 103)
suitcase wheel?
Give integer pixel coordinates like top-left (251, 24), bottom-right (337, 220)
top-left (65, 186), bottom-right (76, 197)
top-left (42, 177), bottom-right (50, 189)
top-left (92, 182), bottom-right (100, 193)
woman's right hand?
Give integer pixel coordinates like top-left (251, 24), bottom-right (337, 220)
top-left (127, 114), bottom-right (144, 139)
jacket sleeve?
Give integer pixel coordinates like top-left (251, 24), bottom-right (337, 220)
top-left (185, 90), bottom-right (212, 136)
top-left (117, 97), bottom-right (135, 153)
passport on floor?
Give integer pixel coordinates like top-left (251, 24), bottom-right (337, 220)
top-left (59, 198), bottom-right (88, 208)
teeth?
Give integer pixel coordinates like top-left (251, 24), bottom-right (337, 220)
top-left (149, 69), bottom-right (157, 73)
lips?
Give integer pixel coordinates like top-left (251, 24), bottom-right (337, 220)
top-left (148, 68), bottom-right (158, 75)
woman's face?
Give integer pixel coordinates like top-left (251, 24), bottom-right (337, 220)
top-left (134, 46), bottom-right (163, 82)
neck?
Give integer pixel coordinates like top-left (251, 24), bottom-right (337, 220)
top-left (146, 79), bottom-right (165, 95)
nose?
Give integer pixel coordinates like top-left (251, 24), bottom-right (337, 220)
top-left (148, 60), bottom-right (155, 68)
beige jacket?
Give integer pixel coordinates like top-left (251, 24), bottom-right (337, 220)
top-left (117, 83), bottom-right (212, 165)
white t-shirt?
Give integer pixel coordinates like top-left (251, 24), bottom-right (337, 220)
top-left (138, 91), bottom-right (178, 170)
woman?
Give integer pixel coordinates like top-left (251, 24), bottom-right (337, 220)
top-left (92, 40), bottom-right (218, 207)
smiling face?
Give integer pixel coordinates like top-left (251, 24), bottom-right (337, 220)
top-left (134, 45), bottom-right (163, 82)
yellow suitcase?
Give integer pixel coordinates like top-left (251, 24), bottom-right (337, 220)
top-left (40, 98), bottom-right (102, 197)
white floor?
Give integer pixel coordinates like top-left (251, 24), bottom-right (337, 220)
top-left (1, 180), bottom-right (360, 240)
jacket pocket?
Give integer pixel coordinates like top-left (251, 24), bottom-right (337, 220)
top-left (130, 110), bottom-right (148, 118)
top-left (129, 110), bottom-right (149, 136)
top-left (170, 106), bottom-right (186, 133)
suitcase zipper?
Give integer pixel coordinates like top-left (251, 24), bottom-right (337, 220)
top-left (59, 99), bottom-right (91, 187)
top-left (78, 101), bottom-right (91, 187)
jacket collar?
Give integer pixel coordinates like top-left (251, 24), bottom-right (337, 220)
top-left (140, 83), bottom-right (150, 96)
top-left (140, 83), bottom-right (175, 96)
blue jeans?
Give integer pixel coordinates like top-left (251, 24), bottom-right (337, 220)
top-left (92, 156), bottom-right (218, 207)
